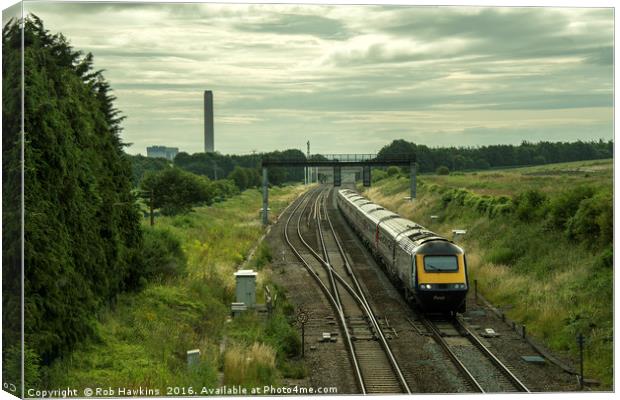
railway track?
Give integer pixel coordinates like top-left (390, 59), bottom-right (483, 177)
top-left (283, 186), bottom-right (530, 394)
top-left (418, 315), bottom-right (530, 393)
top-left (283, 188), bottom-right (410, 394)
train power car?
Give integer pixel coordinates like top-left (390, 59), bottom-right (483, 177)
top-left (337, 189), bottom-right (468, 314)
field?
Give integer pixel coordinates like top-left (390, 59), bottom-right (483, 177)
top-left (42, 185), bottom-right (306, 391)
top-left (423, 159), bottom-right (612, 196)
top-left (363, 159), bottom-right (613, 388)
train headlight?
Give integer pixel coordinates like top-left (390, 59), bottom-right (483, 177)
top-left (420, 284), bottom-right (432, 289)
top-left (454, 283), bottom-right (467, 289)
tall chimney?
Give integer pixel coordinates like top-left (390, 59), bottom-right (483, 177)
top-left (204, 90), bottom-right (214, 153)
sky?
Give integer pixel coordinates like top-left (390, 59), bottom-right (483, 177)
top-left (7, 1), bottom-right (615, 155)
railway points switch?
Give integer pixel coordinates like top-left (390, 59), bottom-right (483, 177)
top-left (234, 269), bottom-right (257, 308)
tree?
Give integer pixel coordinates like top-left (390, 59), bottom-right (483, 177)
top-left (386, 166), bottom-right (400, 176)
top-left (126, 154), bottom-right (172, 186)
top-left (228, 166), bottom-right (249, 191)
top-left (3, 16), bottom-right (144, 373)
top-left (141, 168), bottom-right (213, 215)
top-left (436, 166), bottom-right (450, 175)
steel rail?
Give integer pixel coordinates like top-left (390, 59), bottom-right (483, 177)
top-left (419, 316), bottom-right (485, 393)
top-left (306, 187), bottom-right (526, 394)
top-left (320, 189), bottom-right (412, 394)
top-left (455, 317), bottom-right (530, 392)
top-left (296, 187), bottom-right (410, 393)
top-left (315, 191), bottom-right (343, 314)
top-left (297, 188), bottom-right (410, 393)
top-left (283, 189), bottom-right (367, 394)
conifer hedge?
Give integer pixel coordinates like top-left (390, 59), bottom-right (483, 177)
top-left (3, 16), bottom-right (145, 382)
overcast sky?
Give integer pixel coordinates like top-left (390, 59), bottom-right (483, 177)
top-left (16, 2), bottom-right (615, 155)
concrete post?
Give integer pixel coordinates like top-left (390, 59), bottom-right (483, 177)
top-left (410, 162), bottom-right (417, 199)
top-left (187, 349), bottom-right (200, 367)
top-left (262, 167), bottom-right (269, 226)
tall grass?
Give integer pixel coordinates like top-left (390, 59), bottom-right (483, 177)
top-left (223, 343), bottom-right (277, 386)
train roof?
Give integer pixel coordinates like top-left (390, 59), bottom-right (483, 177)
top-left (337, 189), bottom-right (457, 252)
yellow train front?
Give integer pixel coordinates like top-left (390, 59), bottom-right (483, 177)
top-left (412, 240), bottom-right (468, 314)
top-left (337, 189), bottom-right (468, 315)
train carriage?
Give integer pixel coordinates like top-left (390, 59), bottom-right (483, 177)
top-left (337, 189), bottom-right (468, 314)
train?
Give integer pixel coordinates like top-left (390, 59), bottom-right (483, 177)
top-left (336, 189), bottom-right (468, 314)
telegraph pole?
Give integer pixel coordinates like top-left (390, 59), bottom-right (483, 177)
top-left (306, 141), bottom-right (310, 184)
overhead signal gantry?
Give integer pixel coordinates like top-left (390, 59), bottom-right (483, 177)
top-left (260, 153), bottom-right (416, 226)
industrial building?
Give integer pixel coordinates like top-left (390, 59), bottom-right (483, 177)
top-left (204, 90), bottom-right (214, 153)
top-left (146, 146), bottom-right (179, 161)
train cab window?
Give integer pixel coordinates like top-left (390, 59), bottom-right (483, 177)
top-left (423, 255), bottom-right (458, 272)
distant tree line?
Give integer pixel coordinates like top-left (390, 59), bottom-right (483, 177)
top-left (131, 139), bottom-right (612, 193)
top-left (128, 149), bottom-right (307, 191)
top-left (173, 149), bottom-right (306, 185)
top-left (377, 139), bottom-right (613, 173)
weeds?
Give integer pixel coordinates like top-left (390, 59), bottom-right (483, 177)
top-left (223, 343), bottom-right (276, 386)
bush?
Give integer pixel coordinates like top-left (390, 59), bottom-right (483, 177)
top-left (265, 313), bottom-right (301, 359)
top-left (489, 203), bottom-right (512, 217)
top-left (372, 169), bottom-right (388, 183)
top-left (593, 246), bottom-right (613, 269)
top-left (386, 166), bottom-right (400, 176)
top-left (514, 189), bottom-right (547, 222)
top-left (228, 167), bottom-right (261, 191)
top-left (211, 179), bottom-right (240, 199)
top-left (566, 190), bottom-right (612, 247)
top-left (547, 186), bottom-right (595, 230)
top-left (140, 228), bottom-right (187, 282)
top-left (436, 166), bottom-right (450, 175)
top-left (281, 360), bottom-right (307, 379)
top-left (252, 242), bottom-right (272, 270)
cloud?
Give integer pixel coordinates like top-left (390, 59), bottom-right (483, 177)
top-left (235, 13), bottom-right (350, 40)
top-left (22, 2), bottom-right (613, 155)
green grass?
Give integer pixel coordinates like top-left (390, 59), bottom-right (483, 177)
top-left (365, 160), bottom-right (613, 388)
top-left (42, 185), bottom-right (307, 391)
top-left (421, 159), bottom-right (612, 196)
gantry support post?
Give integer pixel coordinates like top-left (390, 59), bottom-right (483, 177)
top-left (362, 165), bottom-right (371, 187)
top-left (410, 162), bottom-right (417, 200)
top-left (333, 165), bottom-right (341, 187)
top-left (262, 166), bottom-right (269, 226)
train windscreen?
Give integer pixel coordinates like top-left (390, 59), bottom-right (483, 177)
top-left (423, 255), bottom-right (458, 272)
